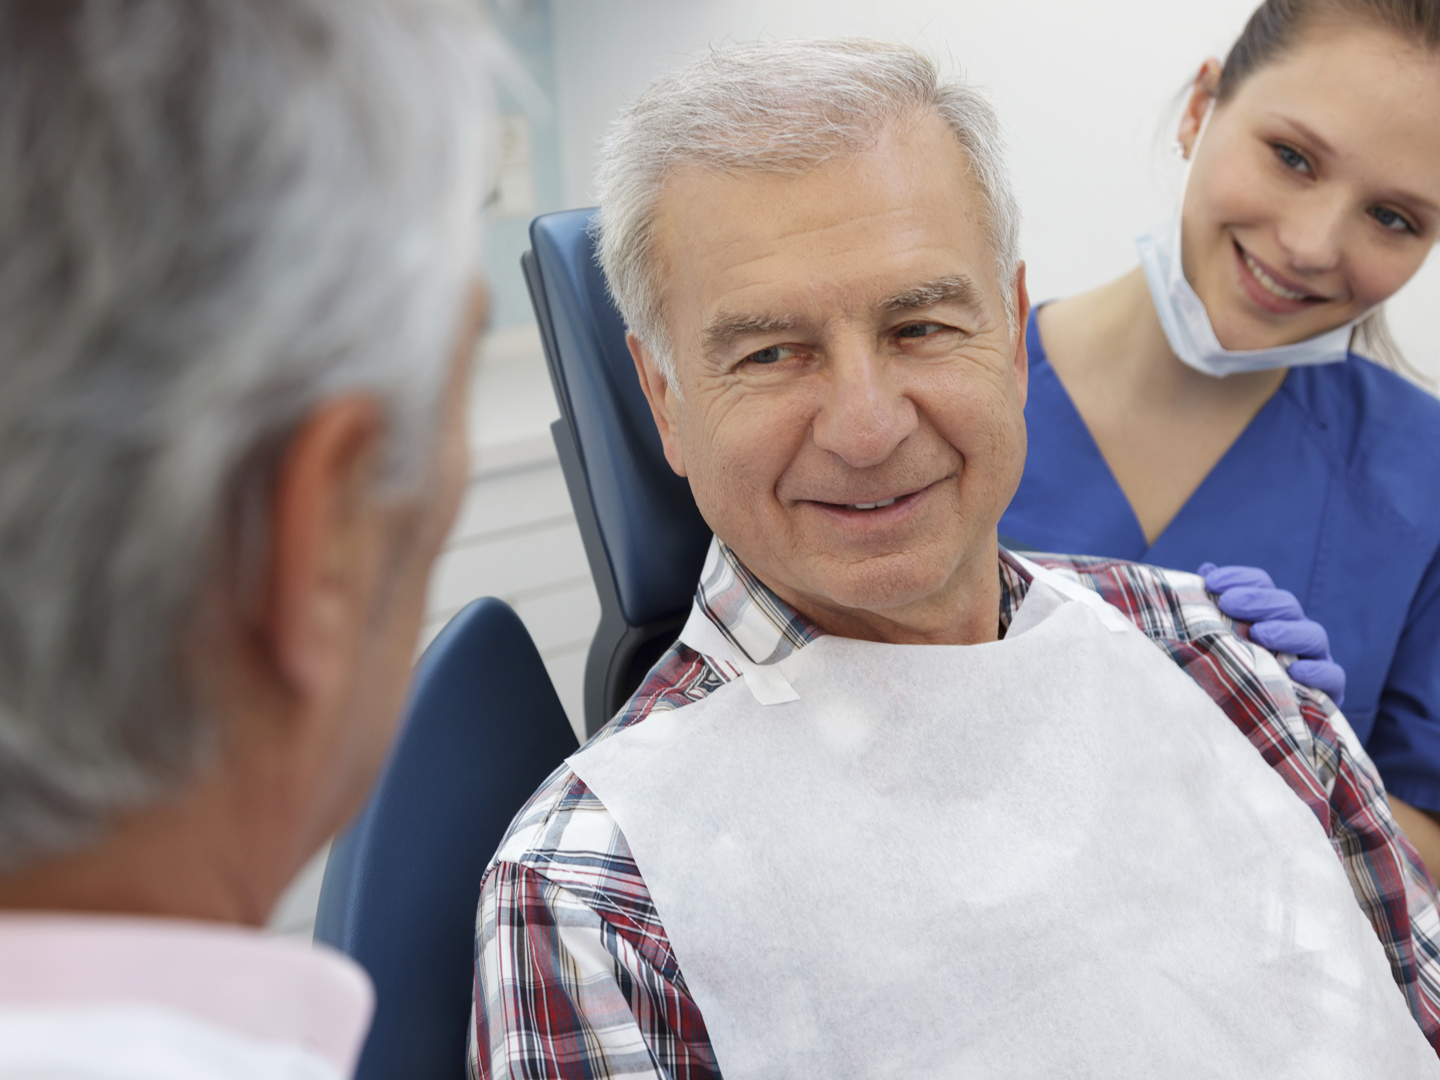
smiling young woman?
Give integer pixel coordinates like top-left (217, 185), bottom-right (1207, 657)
top-left (999, 0), bottom-right (1440, 873)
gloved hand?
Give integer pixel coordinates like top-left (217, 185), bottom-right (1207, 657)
top-left (1198, 563), bottom-right (1346, 706)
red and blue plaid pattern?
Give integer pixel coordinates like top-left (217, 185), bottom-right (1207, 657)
top-left (470, 541), bottom-right (1440, 1078)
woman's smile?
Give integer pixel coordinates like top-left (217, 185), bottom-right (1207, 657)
top-left (1231, 238), bottom-right (1333, 316)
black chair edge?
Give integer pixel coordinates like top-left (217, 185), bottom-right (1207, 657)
top-left (523, 248), bottom-right (686, 735)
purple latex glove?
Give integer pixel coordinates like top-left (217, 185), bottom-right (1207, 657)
top-left (1198, 563), bottom-right (1346, 706)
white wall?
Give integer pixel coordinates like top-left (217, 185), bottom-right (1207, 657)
top-left (549, 0), bottom-right (1440, 384)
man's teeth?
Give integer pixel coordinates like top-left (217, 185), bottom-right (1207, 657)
top-left (851, 498), bottom-right (898, 510)
top-left (1242, 250), bottom-right (1310, 302)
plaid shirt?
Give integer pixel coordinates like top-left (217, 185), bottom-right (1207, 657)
top-left (470, 539), bottom-right (1440, 1079)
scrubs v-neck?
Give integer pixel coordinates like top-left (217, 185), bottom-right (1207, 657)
top-left (1000, 309), bottom-right (1440, 813)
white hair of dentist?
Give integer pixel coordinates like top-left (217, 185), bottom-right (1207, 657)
top-left (594, 39), bottom-right (1023, 388)
top-left (0, 0), bottom-right (489, 870)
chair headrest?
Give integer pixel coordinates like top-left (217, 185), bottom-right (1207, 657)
top-left (530, 209), bottom-right (711, 630)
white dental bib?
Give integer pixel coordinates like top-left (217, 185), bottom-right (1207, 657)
top-left (568, 564), bottom-right (1436, 1078)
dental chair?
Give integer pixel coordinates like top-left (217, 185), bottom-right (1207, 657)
top-left (314, 597), bottom-right (578, 1080)
top-left (523, 208), bottom-right (712, 736)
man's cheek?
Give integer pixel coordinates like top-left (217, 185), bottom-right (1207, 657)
top-left (675, 421), bottom-right (731, 522)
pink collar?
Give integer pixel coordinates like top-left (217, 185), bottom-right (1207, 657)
top-left (0, 913), bottom-right (372, 1075)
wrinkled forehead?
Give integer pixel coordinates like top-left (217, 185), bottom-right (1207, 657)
top-left (648, 115), bottom-right (1000, 351)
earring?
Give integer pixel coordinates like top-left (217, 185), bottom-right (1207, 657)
top-left (1172, 141), bottom-right (1187, 159)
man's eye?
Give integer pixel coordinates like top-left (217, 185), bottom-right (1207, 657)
top-left (1273, 143), bottom-right (1311, 175)
top-left (744, 345), bottom-right (794, 366)
top-left (1372, 206), bottom-right (1418, 235)
top-left (895, 322), bottom-right (947, 339)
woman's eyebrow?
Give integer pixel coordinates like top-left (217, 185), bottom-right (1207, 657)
top-left (1375, 177), bottom-right (1440, 215)
top-left (1276, 115), bottom-right (1336, 157)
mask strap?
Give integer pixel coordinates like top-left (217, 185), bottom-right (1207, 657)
top-left (1178, 99), bottom-right (1215, 210)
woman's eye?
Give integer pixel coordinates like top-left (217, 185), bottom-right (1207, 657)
top-left (1273, 143), bottom-right (1311, 175)
top-left (1372, 206), bottom-right (1418, 235)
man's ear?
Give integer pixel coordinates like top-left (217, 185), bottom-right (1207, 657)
top-left (1177, 58), bottom-right (1221, 159)
top-left (263, 395), bottom-right (389, 708)
top-left (627, 332), bottom-right (687, 478)
top-left (1012, 261), bottom-right (1031, 408)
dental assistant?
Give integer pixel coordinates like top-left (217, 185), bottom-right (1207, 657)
top-left (1001, 0), bottom-right (1440, 873)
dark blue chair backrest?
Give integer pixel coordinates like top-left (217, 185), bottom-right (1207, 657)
top-left (314, 597), bottom-right (578, 1080)
top-left (524, 209), bottom-right (711, 734)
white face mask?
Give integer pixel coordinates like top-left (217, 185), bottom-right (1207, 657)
top-left (1135, 106), bottom-right (1360, 378)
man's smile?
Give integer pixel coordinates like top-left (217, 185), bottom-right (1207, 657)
top-left (795, 476), bottom-right (953, 531)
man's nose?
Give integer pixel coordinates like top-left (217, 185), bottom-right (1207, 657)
top-left (810, 345), bottom-right (919, 469)
top-left (1278, 191), bottom-right (1348, 275)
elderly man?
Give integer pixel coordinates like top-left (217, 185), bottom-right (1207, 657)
top-left (473, 40), bottom-right (1440, 1079)
top-left (0, 1), bottom-right (489, 1076)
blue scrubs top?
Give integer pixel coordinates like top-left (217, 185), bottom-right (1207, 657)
top-left (1002, 309), bottom-right (1440, 813)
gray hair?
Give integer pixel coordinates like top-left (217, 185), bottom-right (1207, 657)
top-left (0, 0), bottom-right (490, 869)
top-left (594, 39), bottom-right (1023, 385)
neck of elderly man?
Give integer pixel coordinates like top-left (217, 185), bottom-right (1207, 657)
top-left (744, 530), bottom-right (1011, 649)
top-left (629, 112), bottom-right (1031, 649)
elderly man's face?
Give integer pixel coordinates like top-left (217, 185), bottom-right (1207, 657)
top-left (634, 113), bottom-right (1029, 639)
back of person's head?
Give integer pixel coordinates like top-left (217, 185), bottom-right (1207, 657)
top-left (0, 0), bottom-right (489, 873)
top-left (592, 39), bottom-right (1022, 386)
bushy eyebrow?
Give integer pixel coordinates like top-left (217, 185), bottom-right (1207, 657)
top-left (701, 274), bottom-right (984, 355)
top-left (702, 312), bottom-right (801, 354)
top-left (879, 275), bottom-right (983, 313)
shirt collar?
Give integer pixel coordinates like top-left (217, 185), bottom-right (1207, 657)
top-left (693, 536), bottom-right (1034, 666)
top-left (0, 913), bottom-right (372, 1075)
